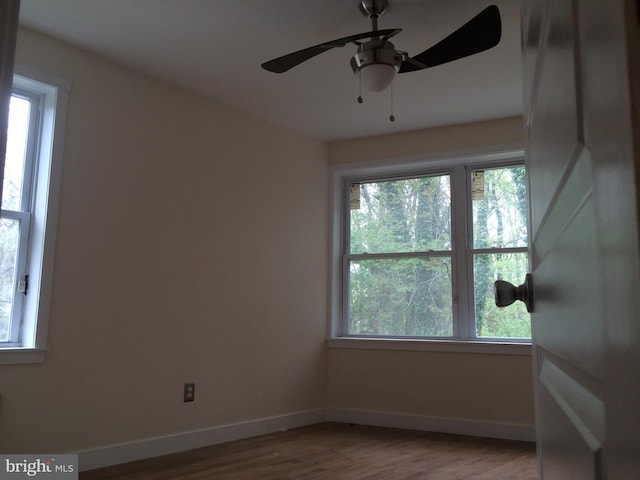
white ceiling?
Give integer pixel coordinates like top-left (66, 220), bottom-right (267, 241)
top-left (18, 0), bottom-right (523, 141)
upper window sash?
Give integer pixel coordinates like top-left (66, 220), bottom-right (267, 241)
top-left (5, 88), bottom-right (41, 213)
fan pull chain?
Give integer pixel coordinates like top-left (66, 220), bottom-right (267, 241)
top-left (389, 82), bottom-right (395, 122)
top-left (356, 74), bottom-right (396, 122)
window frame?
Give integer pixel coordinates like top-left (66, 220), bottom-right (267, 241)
top-left (328, 148), bottom-right (532, 355)
top-left (0, 66), bottom-right (70, 364)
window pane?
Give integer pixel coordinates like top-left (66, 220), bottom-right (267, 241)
top-left (2, 96), bottom-right (31, 211)
top-left (350, 175), bottom-right (451, 254)
top-left (472, 166), bottom-right (528, 248)
top-left (349, 257), bottom-right (453, 336)
top-left (474, 252), bottom-right (530, 338)
top-left (0, 218), bottom-right (20, 342)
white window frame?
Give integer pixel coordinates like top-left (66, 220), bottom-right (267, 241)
top-left (0, 66), bottom-right (69, 364)
top-left (327, 148), bottom-right (532, 355)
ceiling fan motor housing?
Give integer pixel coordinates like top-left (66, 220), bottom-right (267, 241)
top-left (350, 39), bottom-right (403, 91)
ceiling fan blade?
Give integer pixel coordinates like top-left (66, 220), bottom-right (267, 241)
top-left (399, 5), bottom-right (501, 73)
top-left (262, 28), bottom-right (402, 73)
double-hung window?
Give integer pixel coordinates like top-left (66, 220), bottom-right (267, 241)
top-left (330, 153), bottom-right (530, 347)
top-left (0, 67), bottom-right (69, 364)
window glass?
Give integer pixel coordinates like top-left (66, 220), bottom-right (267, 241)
top-left (338, 161), bottom-right (530, 342)
top-left (1, 95), bottom-right (32, 344)
top-left (2, 95), bottom-right (31, 211)
top-left (350, 175), bottom-right (451, 254)
top-left (471, 165), bottom-right (529, 338)
top-left (472, 166), bottom-right (528, 249)
top-left (349, 257), bottom-right (453, 337)
top-left (473, 252), bottom-right (530, 338)
top-left (347, 174), bottom-right (453, 338)
top-left (0, 218), bottom-right (20, 342)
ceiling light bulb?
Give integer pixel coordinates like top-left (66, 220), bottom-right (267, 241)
top-left (357, 63), bottom-right (396, 92)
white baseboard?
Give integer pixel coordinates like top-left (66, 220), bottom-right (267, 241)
top-left (77, 409), bottom-right (326, 472)
top-left (325, 408), bottom-right (536, 443)
top-left (77, 408), bottom-right (535, 472)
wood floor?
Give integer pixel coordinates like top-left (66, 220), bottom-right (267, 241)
top-left (80, 423), bottom-right (538, 479)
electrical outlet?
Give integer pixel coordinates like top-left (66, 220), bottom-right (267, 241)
top-left (184, 382), bottom-right (195, 402)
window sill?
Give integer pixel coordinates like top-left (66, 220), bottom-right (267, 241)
top-left (0, 348), bottom-right (47, 365)
top-left (326, 337), bottom-right (532, 356)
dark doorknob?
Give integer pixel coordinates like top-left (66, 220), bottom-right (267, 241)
top-left (494, 273), bottom-right (533, 313)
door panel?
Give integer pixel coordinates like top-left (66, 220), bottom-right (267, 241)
top-left (522, 0), bottom-right (545, 117)
top-left (533, 182), bottom-right (604, 379)
top-left (537, 365), bottom-right (602, 479)
top-left (524, 0), bottom-right (640, 477)
top-left (527, 0), bottom-right (581, 234)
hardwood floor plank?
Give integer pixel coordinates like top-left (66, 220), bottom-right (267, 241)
top-left (80, 423), bottom-right (538, 479)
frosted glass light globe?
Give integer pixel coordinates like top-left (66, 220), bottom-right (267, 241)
top-left (358, 64), bottom-right (396, 92)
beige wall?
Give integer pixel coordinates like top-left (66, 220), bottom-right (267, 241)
top-left (327, 349), bottom-right (534, 426)
top-left (329, 116), bottom-right (525, 164)
top-left (0, 28), bottom-right (328, 453)
top-left (327, 117), bottom-right (535, 429)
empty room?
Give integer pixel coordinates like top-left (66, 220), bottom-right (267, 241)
top-left (1, 1), bottom-right (638, 479)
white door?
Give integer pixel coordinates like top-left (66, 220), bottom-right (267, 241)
top-left (521, 0), bottom-right (640, 478)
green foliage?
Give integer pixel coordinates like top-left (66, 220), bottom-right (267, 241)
top-left (473, 167), bottom-right (528, 249)
top-left (0, 219), bottom-right (18, 341)
top-left (348, 166), bottom-right (531, 339)
top-left (472, 166), bottom-right (530, 338)
top-left (350, 257), bottom-right (452, 336)
top-left (349, 175), bottom-right (452, 336)
top-left (351, 176), bottom-right (451, 254)
top-left (474, 252), bottom-right (531, 338)
top-left (0, 96), bottom-right (30, 342)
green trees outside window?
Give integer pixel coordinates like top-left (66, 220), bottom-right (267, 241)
top-left (472, 166), bottom-right (530, 338)
top-left (345, 164), bottom-right (530, 340)
top-left (0, 95), bottom-right (31, 343)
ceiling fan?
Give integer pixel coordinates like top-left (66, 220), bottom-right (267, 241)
top-left (261, 1), bottom-right (502, 95)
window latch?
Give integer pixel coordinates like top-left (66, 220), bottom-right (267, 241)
top-left (17, 274), bottom-right (28, 295)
